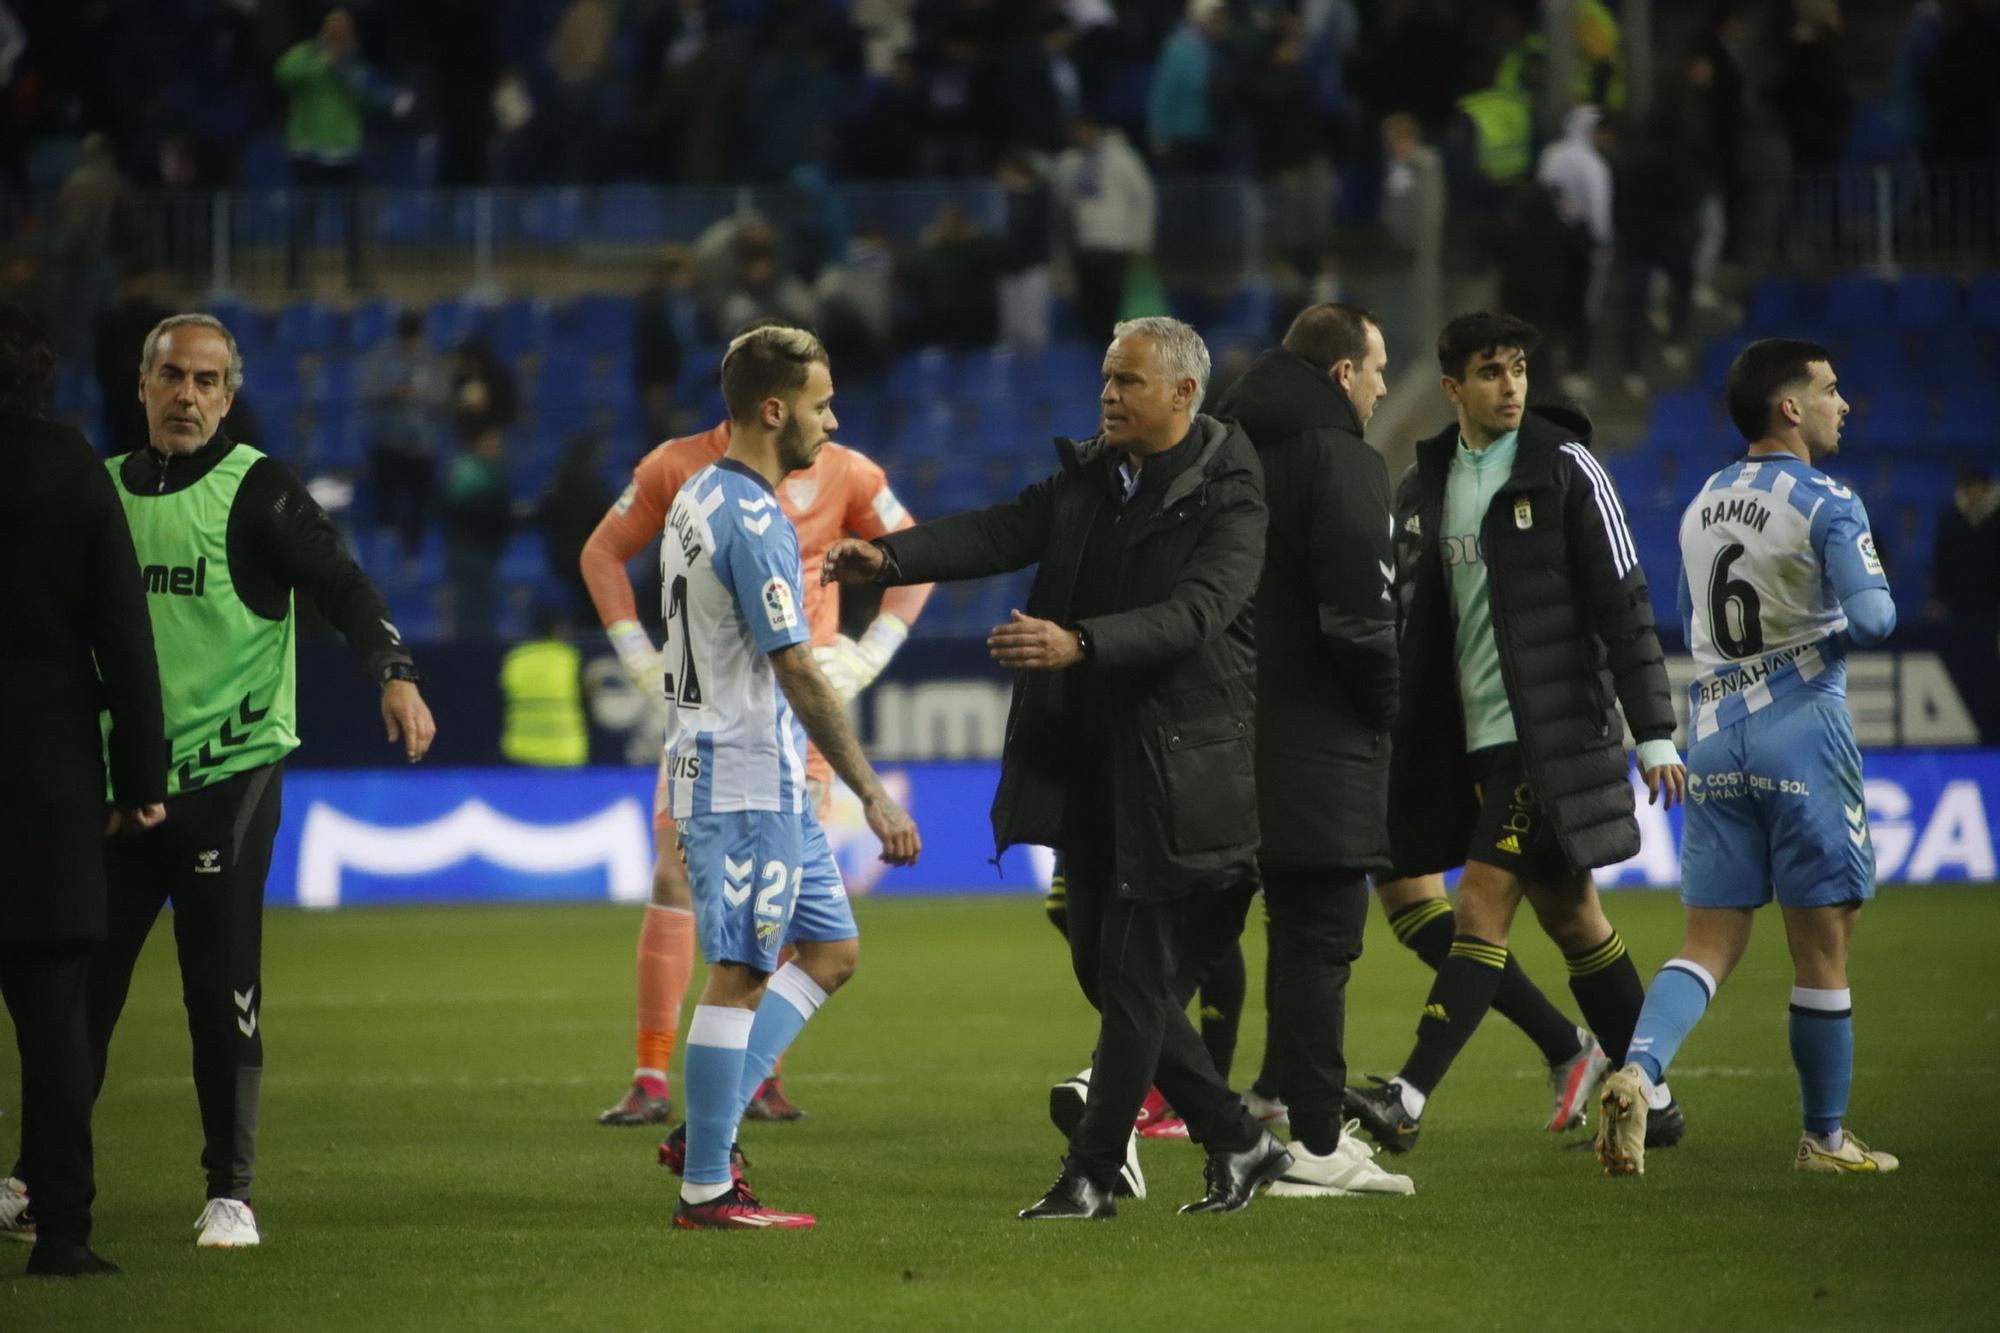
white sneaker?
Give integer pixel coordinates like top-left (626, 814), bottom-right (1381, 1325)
top-left (1794, 1130), bottom-right (1899, 1175)
top-left (1243, 1091), bottom-right (1290, 1127)
top-left (194, 1198), bottom-right (260, 1248)
top-left (0, 1176), bottom-right (33, 1241)
top-left (1266, 1122), bottom-right (1415, 1197)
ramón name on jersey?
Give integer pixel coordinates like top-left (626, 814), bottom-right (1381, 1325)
top-left (660, 458), bottom-right (812, 818)
top-left (1677, 455), bottom-right (1889, 740)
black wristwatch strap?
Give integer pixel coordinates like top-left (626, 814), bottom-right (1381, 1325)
top-left (380, 661), bottom-right (422, 684)
top-left (1074, 624), bottom-right (1094, 662)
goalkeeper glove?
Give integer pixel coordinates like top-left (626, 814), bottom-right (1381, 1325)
top-left (812, 612), bottom-right (909, 704)
top-left (606, 619), bottom-right (665, 699)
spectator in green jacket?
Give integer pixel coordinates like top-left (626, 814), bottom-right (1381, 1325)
top-left (275, 8), bottom-right (411, 289)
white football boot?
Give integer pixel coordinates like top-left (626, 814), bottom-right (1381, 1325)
top-left (195, 1198), bottom-right (260, 1248)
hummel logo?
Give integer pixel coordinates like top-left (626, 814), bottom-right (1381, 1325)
top-left (741, 514), bottom-right (774, 536)
top-left (737, 496), bottom-right (773, 513)
top-left (723, 854), bottom-right (753, 908)
top-left (1844, 802), bottom-right (1868, 846)
top-left (195, 849), bottom-right (222, 874)
top-left (235, 986), bottom-right (257, 1038)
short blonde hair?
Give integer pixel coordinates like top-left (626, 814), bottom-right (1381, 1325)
top-left (720, 323), bottom-right (827, 421)
top-left (140, 313), bottom-right (244, 394)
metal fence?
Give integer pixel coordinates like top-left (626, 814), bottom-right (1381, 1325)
top-left (1773, 164), bottom-right (1999, 274)
top-left (14, 178), bottom-right (1301, 301)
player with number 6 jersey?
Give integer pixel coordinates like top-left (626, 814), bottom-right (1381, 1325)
top-left (1598, 339), bottom-right (1900, 1179)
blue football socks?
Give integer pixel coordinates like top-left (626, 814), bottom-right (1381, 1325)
top-left (734, 963), bottom-right (829, 1119)
top-left (1788, 986), bottom-right (1854, 1136)
top-left (682, 1004), bottom-right (755, 1197)
top-left (1626, 960), bottom-right (1717, 1086)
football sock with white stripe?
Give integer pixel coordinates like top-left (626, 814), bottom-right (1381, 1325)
top-left (1788, 985), bottom-right (1853, 1136)
top-left (682, 1004), bottom-right (755, 1202)
top-left (733, 964), bottom-right (828, 1120)
top-left (1626, 959), bottom-right (1717, 1086)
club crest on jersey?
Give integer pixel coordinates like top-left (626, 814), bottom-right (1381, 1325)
top-left (763, 576), bottom-right (798, 632)
top-left (785, 477), bottom-right (818, 509)
top-left (1858, 531), bottom-right (1883, 576)
top-left (1513, 497), bottom-right (1533, 530)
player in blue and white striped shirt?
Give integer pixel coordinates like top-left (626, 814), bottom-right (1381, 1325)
top-left (1598, 339), bottom-right (1900, 1178)
top-left (663, 326), bottom-right (921, 1230)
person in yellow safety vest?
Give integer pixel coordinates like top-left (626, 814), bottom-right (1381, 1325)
top-left (501, 607), bottom-right (589, 766)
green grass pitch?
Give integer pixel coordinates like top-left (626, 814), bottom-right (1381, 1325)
top-left (5, 886), bottom-right (1997, 1330)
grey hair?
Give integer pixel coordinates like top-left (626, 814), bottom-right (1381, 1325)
top-left (139, 313), bottom-right (245, 394)
top-left (1112, 315), bottom-right (1211, 415)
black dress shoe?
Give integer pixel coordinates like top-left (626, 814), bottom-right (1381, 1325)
top-left (1179, 1129), bottom-right (1293, 1215)
top-left (25, 1242), bottom-right (121, 1277)
top-left (1018, 1169), bottom-right (1117, 1220)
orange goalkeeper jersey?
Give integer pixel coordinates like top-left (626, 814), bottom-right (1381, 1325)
top-left (581, 420), bottom-right (928, 784)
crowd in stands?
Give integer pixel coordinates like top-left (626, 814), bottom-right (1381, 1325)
top-left (0, 0), bottom-right (1995, 646)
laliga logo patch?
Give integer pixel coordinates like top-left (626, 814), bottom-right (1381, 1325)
top-left (1858, 532), bottom-right (1883, 576)
top-left (613, 481), bottom-right (638, 515)
top-left (1514, 497), bottom-right (1533, 530)
top-left (763, 576), bottom-right (798, 632)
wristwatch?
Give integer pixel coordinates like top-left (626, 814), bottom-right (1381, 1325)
top-left (1073, 624), bottom-right (1094, 663)
top-left (380, 661), bottom-right (423, 685)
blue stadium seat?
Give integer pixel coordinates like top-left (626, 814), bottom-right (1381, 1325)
top-left (1745, 276), bottom-right (1815, 334)
top-left (1699, 334), bottom-right (1750, 390)
top-left (1966, 273), bottom-right (2000, 332)
top-left (1647, 388), bottom-right (1714, 447)
top-left (492, 298), bottom-right (557, 361)
top-left (899, 347), bottom-right (956, 403)
top-left (1822, 273), bottom-right (1894, 335)
top-left (1932, 388), bottom-right (2000, 451)
top-left (1857, 384), bottom-right (1931, 452)
top-left (572, 294), bottom-right (634, 357)
top-left (427, 297), bottom-right (489, 351)
top-left (347, 298), bottom-right (398, 352)
top-left (892, 401), bottom-right (959, 460)
top-left (308, 407), bottom-right (365, 469)
top-left (533, 351), bottom-right (594, 411)
top-left (1892, 273), bottom-right (1962, 332)
top-left (309, 356), bottom-right (358, 409)
top-left (273, 301), bottom-right (343, 355)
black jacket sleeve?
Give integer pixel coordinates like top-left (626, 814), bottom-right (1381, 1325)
top-left (1311, 434), bottom-right (1398, 730)
top-left (1080, 468), bottom-right (1267, 670)
top-left (1559, 444), bottom-right (1676, 744)
top-left (875, 474), bottom-right (1057, 585)
top-left (84, 454), bottom-right (167, 807)
top-left (229, 457), bottom-right (415, 680)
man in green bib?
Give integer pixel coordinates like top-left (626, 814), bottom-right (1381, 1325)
top-left (90, 313), bottom-right (436, 1248)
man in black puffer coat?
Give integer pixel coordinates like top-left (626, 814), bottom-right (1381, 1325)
top-left (1344, 312), bottom-right (1688, 1156)
top-left (1208, 302), bottom-right (1412, 1195)
top-left (824, 317), bottom-right (1288, 1220)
